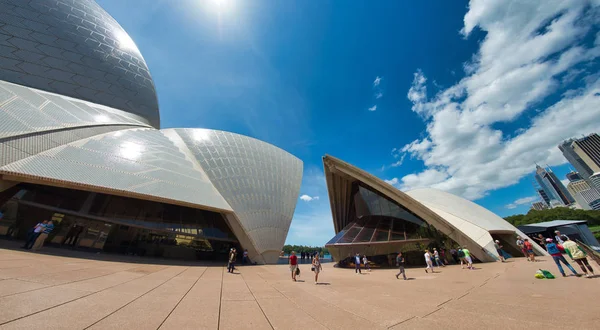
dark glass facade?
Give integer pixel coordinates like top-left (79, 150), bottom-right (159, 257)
top-left (0, 184), bottom-right (240, 261)
top-left (326, 183), bottom-right (450, 266)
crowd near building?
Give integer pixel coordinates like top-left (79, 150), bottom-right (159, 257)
top-left (531, 133), bottom-right (600, 211)
top-left (0, 0), bottom-right (302, 264)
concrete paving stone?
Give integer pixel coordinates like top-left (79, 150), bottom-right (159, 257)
top-left (58, 270), bottom-right (146, 293)
top-left (0, 246), bottom-right (598, 329)
top-left (0, 279), bottom-right (49, 297)
top-left (273, 283), bottom-right (381, 330)
top-left (423, 307), bottom-right (552, 330)
top-left (159, 267), bottom-right (222, 330)
top-left (103, 266), bottom-right (187, 296)
top-left (0, 290), bottom-right (140, 330)
top-left (0, 286), bottom-right (90, 324)
top-left (219, 300), bottom-right (273, 330)
top-left (87, 268), bottom-right (197, 329)
top-left (256, 297), bottom-right (328, 330)
top-left (15, 266), bottom-right (119, 286)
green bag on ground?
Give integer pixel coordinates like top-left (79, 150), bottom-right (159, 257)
top-left (540, 269), bottom-right (555, 279)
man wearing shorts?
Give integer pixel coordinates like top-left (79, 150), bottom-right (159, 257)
top-left (289, 251), bottom-right (298, 281)
top-left (462, 247), bottom-right (473, 269)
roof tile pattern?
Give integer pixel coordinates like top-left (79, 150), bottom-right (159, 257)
top-left (0, 0), bottom-right (160, 127)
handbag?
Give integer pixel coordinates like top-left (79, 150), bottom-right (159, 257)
top-left (295, 267), bottom-right (300, 276)
top-left (311, 266), bottom-right (315, 271)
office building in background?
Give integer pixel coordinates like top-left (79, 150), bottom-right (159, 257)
top-left (566, 171), bottom-right (583, 182)
top-left (534, 165), bottom-right (575, 206)
top-left (567, 180), bottom-right (600, 211)
top-left (559, 139), bottom-right (595, 180)
top-left (531, 201), bottom-right (549, 211)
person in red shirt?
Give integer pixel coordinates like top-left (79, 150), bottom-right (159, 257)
top-left (289, 251), bottom-right (298, 281)
top-left (524, 238), bottom-right (535, 262)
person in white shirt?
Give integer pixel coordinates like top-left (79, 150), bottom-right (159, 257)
top-left (424, 250), bottom-right (434, 273)
top-left (362, 255), bottom-right (371, 271)
top-left (23, 220), bottom-right (47, 250)
top-left (554, 231), bottom-right (568, 245)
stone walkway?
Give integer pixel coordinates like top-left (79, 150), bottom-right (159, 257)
top-left (0, 244), bottom-right (598, 329)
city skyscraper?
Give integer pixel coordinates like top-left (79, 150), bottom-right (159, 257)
top-left (559, 138), bottom-right (595, 180)
top-left (534, 165), bottom-right (575, 206)
top-left (536, 188), bottom-right (551, 206)
top-left (531, 201), bottom-right (548, 211)
top-left (567, 180), bottom-right (600, 210)
top-left (572, 133), bottom-right (600, 173)
top-left (566, 171), bottom-right (583, 182)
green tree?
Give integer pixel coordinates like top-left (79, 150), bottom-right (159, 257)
top-left (504, 208), bottom-right (600, 227)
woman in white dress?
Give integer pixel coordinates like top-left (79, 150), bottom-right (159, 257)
top-left (312, 254), bottom-right (323, 284)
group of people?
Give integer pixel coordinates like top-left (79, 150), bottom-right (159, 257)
top-left (288, 251), bottom-right (323, 284)
top-left (517, 231), bottom-right (595, 277)
top-left (22, 220), bottom-right (54, 251)
top-left (299, 251), bottom-right (320, 262)
top-left (352, 253), bottom-right (371, 274)
top-left (227, 248), bottom-right (253, 273)
top-left (425, 247), bottom-right (474, 273)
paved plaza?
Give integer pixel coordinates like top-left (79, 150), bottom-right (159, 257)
top-left (0, 243), bottom-right (598, 329)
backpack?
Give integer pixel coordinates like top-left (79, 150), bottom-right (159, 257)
top-left (458, 250), bottom-right (465, 258)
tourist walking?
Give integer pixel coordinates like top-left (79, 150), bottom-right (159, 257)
top-left (433, 248), bottom-right (445, 267)
top-left (524, 238), bottom-right (535, 262)
top-left (32, 220), bottom-right (54, 251)
top-left (494, 240), bottom-right (506, 262)
top-left (289, 251), bottom-right (298, 281)
top-left (395, 252), bottom-right (407, 280)
top-left (545, 238), bottom-right (578, 277)
top-left (516, 236), bottom-right (528, 260)
top-left (227, 248), bottom-right (237, 273)
top-left (533, 233), bottom-right (546, 250)
top-left (424, 250), bottom-right (434, 273)
top-left (554, 231), bottom-right (568, 245)
top-left (462, 247), bottom-right (473, 269)
top-left (362, 255), bottom-right (371, 271)
top-left (354, 253), bottom-right (362, 274)
top-left (450, 248), bottom-right (458, 264)
top-left (457, 248), bottom-right (466, 268)
top-left (23, 220), bottom-right (47, 250)
top-left (561, 236), bottom-right (593, 277)
top-left (242, 249), bottom-right (250, 265)
top-left (312, 254), bottom-right (322, 284)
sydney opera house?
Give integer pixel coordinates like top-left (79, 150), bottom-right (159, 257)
top-left (0, 0), bottom-right (302, 264)
top-left (323, 156), bottom-right (548, 264)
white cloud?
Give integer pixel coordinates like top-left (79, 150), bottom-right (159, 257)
top-left (373, 76), bottom-right (382, 87)
top-left (384, 177), bottom-right (399, 185)
top-left (375, 92), bottom-right (383, 99)
top-left (299, 194), bottom-right (319, 202)
top-left (561, 179), bottom-right (570, 187)
top-left (287, 168), bottom-right (334, 246)
top-left (505, 196), bottom-right (538, 209)
top-left (368, 105), bottom-right (377, 111)
top-left (390, 153), bottom-right (406, 167)
top-left (395, 0), bottom-right (600, 200)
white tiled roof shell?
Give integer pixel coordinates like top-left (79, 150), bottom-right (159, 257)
top-left (172, 128), bottom-right (303, 259)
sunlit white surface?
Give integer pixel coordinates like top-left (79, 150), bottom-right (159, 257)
top-left (193, 130), bottom-right (211, 141)
top-left (114, 29), bottom-right (139, 52)
top-left (94, 115), bottom-right (110, 123)
top-left (119, 141), bottom-right (145, 160)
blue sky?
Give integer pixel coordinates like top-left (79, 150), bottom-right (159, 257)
top-left (98, 0), bottom-right (600, 246)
